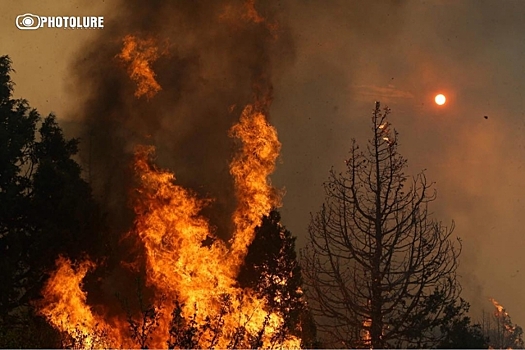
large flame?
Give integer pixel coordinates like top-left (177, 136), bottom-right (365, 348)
top-left (38, 9), bottom-right (299, 345)
top-left (39, 105), bottom-right (297, 348)
top-left (229, 104), bottom-right (282, 271)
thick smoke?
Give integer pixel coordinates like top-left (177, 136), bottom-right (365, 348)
top-left (71, 0), bottom-right (294, 238)
top-left (67, 0), bottom-right (294, 312)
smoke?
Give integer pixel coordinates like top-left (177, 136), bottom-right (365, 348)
top-left (65, 0), bottom-right (295, 315)
top-left (270, 0), bottom-right (525, 327)
top-left (70, 0), bottom-right (294, 238)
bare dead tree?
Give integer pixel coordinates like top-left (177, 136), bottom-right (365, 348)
top-left (301, 102), bottom-right (462, 348)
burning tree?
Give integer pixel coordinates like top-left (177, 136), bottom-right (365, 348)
top-left (481, 298), bottom-right (524, 349)
top-left (301, 102), bottom-right (462, 348)
top-left (238, 210), bottom-right (319, 347)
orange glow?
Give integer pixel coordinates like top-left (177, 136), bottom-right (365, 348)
top-left (435, 94), bottom-right (446, 105)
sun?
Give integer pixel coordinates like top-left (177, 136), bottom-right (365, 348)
top-left (435, 94), bottom-right (446, 105)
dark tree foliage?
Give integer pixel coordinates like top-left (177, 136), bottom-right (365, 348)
top-left (438, 312), bottom-right (488, 348)
top-left (238, 210), bottom-right (318, 348)
top-left (0, 55), bottom-right (106, 347)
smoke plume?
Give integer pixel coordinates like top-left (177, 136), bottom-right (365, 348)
top-left (71, 0), bottom-right (294, 238)
top-left (65, 0), bottom-right (295, 318)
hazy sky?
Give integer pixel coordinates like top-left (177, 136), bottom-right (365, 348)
top-left (3, 0), bottom-right (525, 327)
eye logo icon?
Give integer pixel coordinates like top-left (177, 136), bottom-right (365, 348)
top-left (16, 13), bottom-right (41, 30)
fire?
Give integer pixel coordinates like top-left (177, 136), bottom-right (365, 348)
top-left (243, 0), bottom-right (264, 23)
top-left (38, 257), bottom-right (128, 348)
top-left (490, 298), bottom-right (516, 334)
top-left (39, 65), bottom-right (297, 350)
top-left (220, 0), bottom-right (279, 39)
top-left (117, 35), bottom-right (162, 99)
top-left (39, 106), bottom-right (298, 348)
top-left (39, 13), bottom-right (299, 346)
top-left (491, 298), bottom-right (507, 315)
top-left (362, 317), bottom-right (372, 348)
top-left (229, 104), bottom-right (282, 271)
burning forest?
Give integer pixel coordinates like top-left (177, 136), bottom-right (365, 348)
top-left (38, 106), bottom-right (299, 348)
top-left (36, 2), bottom-right (302, 348)
top-left (1, 0), bottom-right (306, 348)
top-left (5, 1), bottom-right (525, 349)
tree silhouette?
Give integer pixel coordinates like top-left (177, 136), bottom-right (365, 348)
top-left (0, 55), bottom-right (105, 347)
top-left (437, 300), bottom-right (488, 349)
top-left (238, 210), bottom-right (318, 347)
top-left (301, 102), bottom-right (462, 348)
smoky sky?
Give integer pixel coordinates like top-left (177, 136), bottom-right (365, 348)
top-left (3, 0), bottom-right (525, 329)
top-left (271, 0), bottom-right (525, 325)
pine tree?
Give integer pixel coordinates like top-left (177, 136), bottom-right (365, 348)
top-left (238, 210), bottom-right (318, 347)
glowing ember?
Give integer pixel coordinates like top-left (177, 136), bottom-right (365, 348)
top-left (362, 317), bottom-right (372, 348)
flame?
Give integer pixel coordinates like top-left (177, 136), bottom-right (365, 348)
top-left (38, 257), bottom-right (128, 348)
top-left (362, 317), bottom-right (372, 348)
top-left (117, 35), bottom-right (162, 99)
top-left (243, 0), bottom-right (265, 24)
top-left (228, 104), bottom-right (282, 271)
top-left (39, 106), bottom-right (298, 348)
top-left (220, 0), bottom-right (279, 39)
top-left (39, 21), bottom-right (299, 348)
top-left (490, 298), bottom-right (516, 334)
top-left (490, 298), bottom-right (507, 315)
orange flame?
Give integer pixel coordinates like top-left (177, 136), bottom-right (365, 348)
top-left (38, 257), bottom-right (128, 348)
top-left (117, 35), bottom-right (162, 99)
top-left (39, 106), bottom-right (298, 348)
top-left (490, 298), bottom-right (517, 335)
top-left (490, 298), bottom-right (509, 317)
top-left (39, 20), bottom-right (298, 347)
top-left (229, 104), bottom-right (282, 272)
top-left (219, 0), bottom-right (279, 39)
top-left (243, 0), bottom-right (264, 23)
top-left (362, 317), bottom-right (372, 348)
